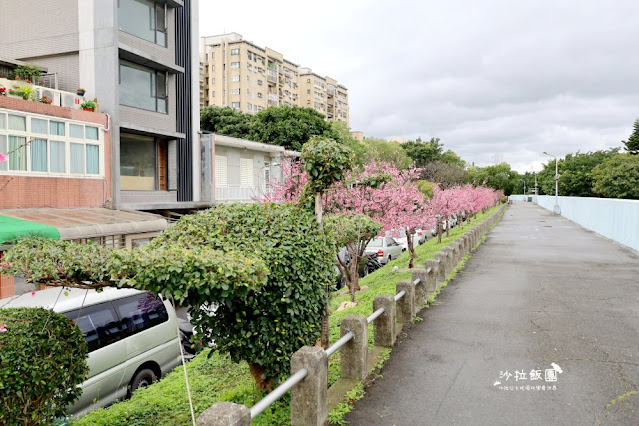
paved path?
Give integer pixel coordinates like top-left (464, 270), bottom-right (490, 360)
top-left (345, 202), bottom-right (639, 425)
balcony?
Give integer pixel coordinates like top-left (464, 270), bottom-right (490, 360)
top-left (328, 87), bottom-right (335, 96)
top-left (268, 99), bottom-right (278, 106)
top-left (268, 93), bottom-right (277, 101)
top-left (0, 77), bottom-right (91, 110)
top-left (267, 74), bottom-right (277, 84)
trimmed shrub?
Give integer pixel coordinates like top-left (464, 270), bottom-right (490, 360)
top-left (0, 307), bottom-right (88, 423)
top-left (149, 203), bottom-right (335, 387)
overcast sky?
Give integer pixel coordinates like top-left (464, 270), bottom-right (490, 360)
top-left (199, 0), bottom-right (639, 173)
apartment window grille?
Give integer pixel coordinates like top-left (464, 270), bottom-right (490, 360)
top-left (231, 102), bottom-right (240, 109)
top-left (231, 75), bottom-right (240, 82)
top-left (231, 62), bottom-right (240, 69)
top-left (231, 48), bottom-right (240, 55)
top-left (231, 88), bottom-right (240, 95)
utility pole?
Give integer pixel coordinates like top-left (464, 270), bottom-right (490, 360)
top-left (543, 152), bottom-right (561, 215)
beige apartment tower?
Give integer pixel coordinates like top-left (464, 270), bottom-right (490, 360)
top-left (200, 33), bottom-right (348, 126)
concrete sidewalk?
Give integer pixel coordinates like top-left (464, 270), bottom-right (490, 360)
top-left (345, 202), bottom-right (639, 425)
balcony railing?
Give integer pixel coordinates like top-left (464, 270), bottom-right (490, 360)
top-left (0, 77), bottom-right (87, 110)
top-left (216, 186), bottom-right (271, 203)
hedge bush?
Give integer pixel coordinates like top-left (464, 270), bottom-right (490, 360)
top-left (0, 307), bottom-right (88, 424)
top-left (149, 203), bottom-right (335, 386)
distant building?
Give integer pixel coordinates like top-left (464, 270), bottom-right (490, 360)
top-left (200, 33), bottom-right (349, 126)
top-left (350, 131), bottom-right (364, 141)
top-left (389, 136), bottom-right (405, 143)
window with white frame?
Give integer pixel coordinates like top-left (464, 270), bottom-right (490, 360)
top-left (240, 158), bottom-right (254, 187)
top-left (231, 62), bottom-right (240, 69)
top-left (231, 48), bottom-right (240, 55)
top-left (231, 75), bottom-right (240, 82)
top-left (0, 111), bottom-right (103, 177)
top-left (231, 88), bottom-right (240, 95)
top-left (231, 102), bottom-right (240, 109)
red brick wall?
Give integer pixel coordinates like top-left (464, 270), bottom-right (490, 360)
top-left (0, 96), bottom-right (112, 208)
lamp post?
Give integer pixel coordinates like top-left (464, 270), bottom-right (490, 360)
top-left (521, 179), bottom-right (526, 196)
top-left (543, 152), bottom-right (561, 215)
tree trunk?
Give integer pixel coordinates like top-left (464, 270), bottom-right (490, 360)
top-left (446, 217), bottom-right (450, 238)
top-left (407, 230), bottom-right (416, 269)
top-left (249, 363), bottom-right (274, 392)
top-left (315, 192), bottom-right (329, 349)
top-left (349, 255), bottom-right (360, 302)
top-left (437, 220), bottom-right (443, 243)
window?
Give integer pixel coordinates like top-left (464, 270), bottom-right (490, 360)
top-left (50, 121), bottom-right (65, 136)
top-left (119, 60), bottom-right (167, 113)
top-left (114, 293), bottom-right (168, 337)
top-left (257, 80), bottom-right (263, 86)
top-left (231, 102), bottom-right (240, 109)
top-left (64, 303), bottom-right (123, 353)
top-left (9, 136), bottom-right (27, 171)
top-left (86, 145), bottom-right (100, 175)
top-left (231, 48), bottom-right (240, 55)
top-left (31, 118), bottom-right (48, 135)
top-left (120, 133), bottom-right (157, 190)
top-left (212, 91), bottom-right (216, 97)
top-left (30, 139), bottom-right (47, 172)
top-left (118, 0), bottom-right (167, 47)
top-left (231, 62), bottom-right (240, 69)
top-left (50, 141), bottom-right (65, 173)
top-left (248, 52), bottom-right (252, 60)
top-left (231, 88), bottom-right (240, 95)
top-left (70, 124), bottom-right (84, 139)
top-left (231, 75), bottom-right (240, 82)
top-left (0, 113), bottom-right (5, 130)
top-left (85, 126), bottom-right (99, 140)
top-left (211, 77), bottom-right (215, 84)
top-left (8, 115), bottom-right (26, 131)
top-left (240, 158), bottom-right (253, 187)
top-left (215, 155), bottom-right (227, 186)
top-left (70, 143), bottom-right (85, 174)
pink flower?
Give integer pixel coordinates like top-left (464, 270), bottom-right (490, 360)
top-left (0, 324), bottom-right (6, 333)
top-left (0, 153), bottom-right (7, 163)
top-left (31, 290), bottom-right (37, 297)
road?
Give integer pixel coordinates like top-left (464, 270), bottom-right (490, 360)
top-left (345, 202), bottom-right (639, 425)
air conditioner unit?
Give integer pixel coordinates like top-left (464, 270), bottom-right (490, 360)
top-left (60, 93), bottom-right (79, 108)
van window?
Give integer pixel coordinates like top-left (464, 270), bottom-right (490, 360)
top-left (114, 293), bottom-right (169, 337)
top-left (64, 303), bottom-right (123, 353)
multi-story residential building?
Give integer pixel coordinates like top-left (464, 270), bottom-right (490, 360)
top-left (200, 33), bottom-right (348, 126)
top-left (0, 0), bottom-right (206, 212)
top-left (298, 69), bottom-right (349, 125)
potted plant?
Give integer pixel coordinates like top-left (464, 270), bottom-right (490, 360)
top-left (80, 100), bottom-right (96, 111)
top-left (77, 88), bottom-right (85, 96)
top-left (39, 95), bottom-right (53, 105)
top-left (0, 86), bottom-right (5, 96)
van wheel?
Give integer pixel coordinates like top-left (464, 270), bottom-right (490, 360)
top-left (130, 368), bottom-right (157, 395)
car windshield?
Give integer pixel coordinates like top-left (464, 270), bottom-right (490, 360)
top-left (367, 237), bottom-right (384, 248)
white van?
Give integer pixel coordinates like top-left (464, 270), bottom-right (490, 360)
top-left (3, 287), bottom-right (183, 417)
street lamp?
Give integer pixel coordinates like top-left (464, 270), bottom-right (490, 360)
top-left (543, 152), bottom-right (561, 215)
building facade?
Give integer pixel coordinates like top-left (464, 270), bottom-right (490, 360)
top-left (200, 33), bottom-right (349, 126)
top-left (0, 0), bottom-right (205, 211)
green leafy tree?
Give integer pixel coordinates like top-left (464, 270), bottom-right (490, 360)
top-left (423, 160), bottom-right (468, 189)
top-left (0, 307), bottom-right (89, 423)
top-left (200, 106), bottom-right (254, 138)
top-left (416, 180), bottom-right (435, 199)
top-left (592, 154), bottom-right (639, 199)
top-left (622, 118), bottom-right (639, 155)
top-left (249, 105), bottom-right (336, 151)
top-left (329, 121), bottom-right (367, 163)
top-left (466, 163), bottom-right (518, 195)
top-left (536, 149), bottom-right (619, 197)
top-left (401, 137), bottom-right (444, 167)
top-left (440, 149), bottom-right (466, 168)
top-left (361, 137), bottom-right (412, 169)
top-left (325, 214), bottom-right (381, 301)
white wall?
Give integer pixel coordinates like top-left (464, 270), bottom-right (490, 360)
top-left (514, 195), bottom-right (639, 252)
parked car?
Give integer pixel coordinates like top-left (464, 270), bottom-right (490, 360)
top-left (395, 228), bottom-right (427, 250)
top-left (364, 236), bottom-right (404, 265)
top-left (3, 287), bottom-right (183, 417)
top-left (334, 249), bottom-right (383, 289)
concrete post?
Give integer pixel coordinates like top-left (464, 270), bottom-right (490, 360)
top-left (434, 253), bottom-right (447, 282)
top-left (442, 247), bottom-right (454, 273)
top-left (452, 242), bottom-right (460, 264)
top-left (396, 280), bottom-right (415, 323)
top-left (291, 346), bottom-right (327, 426)
top-left (340, 315), bottom-right (368, 380)
top-left (373, 295), bottom-right (396, 347)
top-left (411, 268), bottom-right (428, 305)
top-left (424, 259), bottom-right (439, 293)
top-left (197, 402), bottom-right (251, 426)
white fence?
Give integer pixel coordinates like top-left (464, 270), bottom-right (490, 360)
top-left (509, 195), bottom-right (639, 252)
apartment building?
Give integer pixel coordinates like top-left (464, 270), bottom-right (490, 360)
top-left (0, 0), bottom-right (206, 211)
top-left (298, 70), bottom-right (349, 125)
top-left (200, 33), bottom-right (349, 126)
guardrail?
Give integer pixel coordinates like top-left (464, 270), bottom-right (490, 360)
top-left (196, 205), bottom-right (507, 426)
